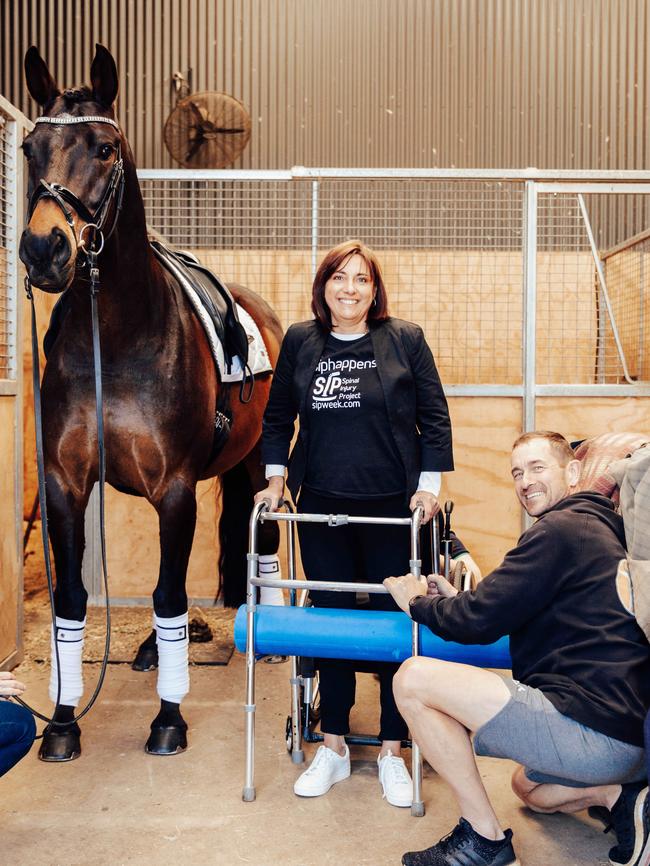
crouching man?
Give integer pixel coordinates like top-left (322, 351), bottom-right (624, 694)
top-left (384, 431), bottom-right (650, 866)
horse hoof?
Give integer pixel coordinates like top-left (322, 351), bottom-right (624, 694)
top-left (39, 728), bottom-right (81, 762)
top-left (132, 645), bottom-right (158, 672)
top-left (144, 725), bottom-right (187, 756)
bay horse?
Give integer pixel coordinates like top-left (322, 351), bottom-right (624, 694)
top-left (19, 45), bottom-right (283, 760)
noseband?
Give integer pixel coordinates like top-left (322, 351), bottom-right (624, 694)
top-left (27, 114), bottom-right (125, 257)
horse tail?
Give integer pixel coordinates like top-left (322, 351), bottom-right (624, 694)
top-left (218, 460), bottom-right (253, 607)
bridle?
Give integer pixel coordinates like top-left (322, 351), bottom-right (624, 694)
top-left (26, 113), bottom-right (126, 261)
top-left (19, 112), bottom-right (124, 733)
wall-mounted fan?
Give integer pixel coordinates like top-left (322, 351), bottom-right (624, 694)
top-left (163, 70), bottom-right (251, 169)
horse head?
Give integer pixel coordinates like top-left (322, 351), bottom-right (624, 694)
top-left (19, 44), bottom-right (125, 292)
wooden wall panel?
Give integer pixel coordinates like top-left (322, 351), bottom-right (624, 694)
top-left (536, 397), bottom-right (650, 444)
top-left (445, 397), bottom-right (522, 576)
top-left (0, 399), bottom-right (19, 661)
top-left (104, 478), bottom-right (220, 600)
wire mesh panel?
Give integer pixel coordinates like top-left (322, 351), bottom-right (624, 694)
top-left (318, 180), bottom-right (525, 385)
top-left (141, 178), bottom-right (315, 330)
top-left (536, 191), bottom-right (650, 385)
top-left (0, 110), bottom-right (12, 379)
top-left (139, 171), bottom-right (650, 390)
top-left (141, 176), bottom-right (526, 385)
top-left (601, 228), bottom-right (650, 384)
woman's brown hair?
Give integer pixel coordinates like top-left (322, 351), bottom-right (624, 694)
top-left (311, 240), bottom-right (389, 329)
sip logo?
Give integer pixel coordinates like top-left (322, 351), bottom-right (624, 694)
top-left (312, 372), bottom-right (341, 401)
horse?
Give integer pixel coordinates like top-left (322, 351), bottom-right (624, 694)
top-left (19, 44), bottom-right (283, 760)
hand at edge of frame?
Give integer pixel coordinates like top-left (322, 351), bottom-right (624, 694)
top-left (0, 670), bottom-right (27, 697)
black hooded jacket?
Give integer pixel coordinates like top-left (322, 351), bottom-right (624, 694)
top-left (409, 492), bottom-right (650, 746)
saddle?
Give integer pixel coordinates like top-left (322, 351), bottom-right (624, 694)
top-left (149, 241), bottom-right (250, 376)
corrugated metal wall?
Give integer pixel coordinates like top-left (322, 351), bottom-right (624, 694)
top-left (1, 0), bottom-right (649, 171)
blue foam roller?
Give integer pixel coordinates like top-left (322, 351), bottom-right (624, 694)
top-left (234, 605), bottom-right (511, 668)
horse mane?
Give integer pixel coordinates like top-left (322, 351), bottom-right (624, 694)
top-left (47, 87), bottom-right (113, 117)
top-left (62, 87), bottom-right (93, 104)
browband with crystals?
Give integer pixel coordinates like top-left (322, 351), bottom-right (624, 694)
top-left (35, 114), bottom-right (121, 131)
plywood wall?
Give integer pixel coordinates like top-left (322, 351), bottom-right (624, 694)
top-left (0, 399), bottom-right (20, 662)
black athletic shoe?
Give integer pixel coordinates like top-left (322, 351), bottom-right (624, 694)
top-left (608, 783), bottom-right (650, 866)
top-left (588, 804), bottom-right (613, 830)
top-left (401, 818), bottom-right (519, 866)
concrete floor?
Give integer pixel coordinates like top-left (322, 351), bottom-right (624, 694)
top-left (3, 653), bottom-right (613, 866)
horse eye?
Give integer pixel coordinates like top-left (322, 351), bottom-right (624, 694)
top-left (22, 142), bottom-right (33, 161)
top-left (98, 144), bottom-right (114, 161)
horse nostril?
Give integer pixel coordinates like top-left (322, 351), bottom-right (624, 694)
top-left (51, 228), bottom-right (71, 266)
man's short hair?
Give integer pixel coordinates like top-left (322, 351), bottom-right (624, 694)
top-left (511, 431), bottom-right (576, 466)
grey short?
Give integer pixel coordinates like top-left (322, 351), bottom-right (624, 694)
top-left (473, 676), bottom-right (646, 788)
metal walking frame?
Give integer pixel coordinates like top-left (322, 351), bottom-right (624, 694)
top-left (243, 499), bottom-right (435, 818)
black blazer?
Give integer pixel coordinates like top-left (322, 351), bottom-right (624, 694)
top-left (261, 317), bottom-right (454, 502)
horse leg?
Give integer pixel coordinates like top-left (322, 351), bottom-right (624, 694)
top-left (144, 478), bottom-right (196, 756)
top-left (39, 474), bottom-right (90, 762)
top-left (219, 448), bottom-right (281, 607)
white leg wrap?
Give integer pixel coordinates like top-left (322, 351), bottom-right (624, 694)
top-left (259, 554), bottom-right (285, 605)
top-left (154, 612), bottom-right (190, 704)
top-left (49, 617), bottom-right (86, 706)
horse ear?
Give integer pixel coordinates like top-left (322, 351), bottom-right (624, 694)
top-left (90, 44), bottom-right (118, 107)
top-left (24, 46), bottom-right (60, 107)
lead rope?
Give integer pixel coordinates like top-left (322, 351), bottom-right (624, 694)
top-left (16, 252), bottom-right (112, 733)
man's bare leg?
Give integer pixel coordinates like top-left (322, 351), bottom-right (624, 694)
top-left (394, 656), bottom-right (512, 840)
top-left (511, 766), bottom-right (621, 814)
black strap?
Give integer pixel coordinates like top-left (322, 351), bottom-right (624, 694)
top-left (15, 274), bottom-right (112, 731)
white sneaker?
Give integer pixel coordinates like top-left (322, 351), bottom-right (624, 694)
top-left (293, 744), bottom-right (351, 797)
top-left (378, 751), bottom-right (413, 807)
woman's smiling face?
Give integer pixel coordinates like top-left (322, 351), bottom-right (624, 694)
top-left (324, 253), bottom-right (375, 333)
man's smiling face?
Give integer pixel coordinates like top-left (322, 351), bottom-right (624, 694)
top-left (511, 438), bottom-right (580, 517)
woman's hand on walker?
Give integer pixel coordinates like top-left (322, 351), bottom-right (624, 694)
top-left (383, 573), bottom-right (428, 614)
top-left (409, 491), bottom-right (440, 524)
top-left (253, 476), bottom-right (284, 512)
top-left (0, 671), bottom-right (27, 698)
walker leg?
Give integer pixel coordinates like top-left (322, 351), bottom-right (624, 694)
top-left (290, 655), bottom-right (304, 764)
top-left (243, 551), bottom-right (258, 802)
top-left (411, 741), bottom-right (425, 817)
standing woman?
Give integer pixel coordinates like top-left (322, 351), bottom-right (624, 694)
top-left (255, 240), bottom-right (454, 807)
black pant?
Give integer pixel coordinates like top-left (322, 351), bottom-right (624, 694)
top-left (297, 489), bottom-right (411, 742)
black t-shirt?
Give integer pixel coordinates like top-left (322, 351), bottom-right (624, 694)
top-left (303, 334), bottom-right (405, 498)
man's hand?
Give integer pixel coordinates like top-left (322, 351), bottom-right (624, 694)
top-left (383, 573), bottom-right (428, 615)
top-left (0, 671), bottom-right (26, 698)
top-left (409, 491), bottom-right (440, 524)
top-left (426, 573), bottom-right (459, 599)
